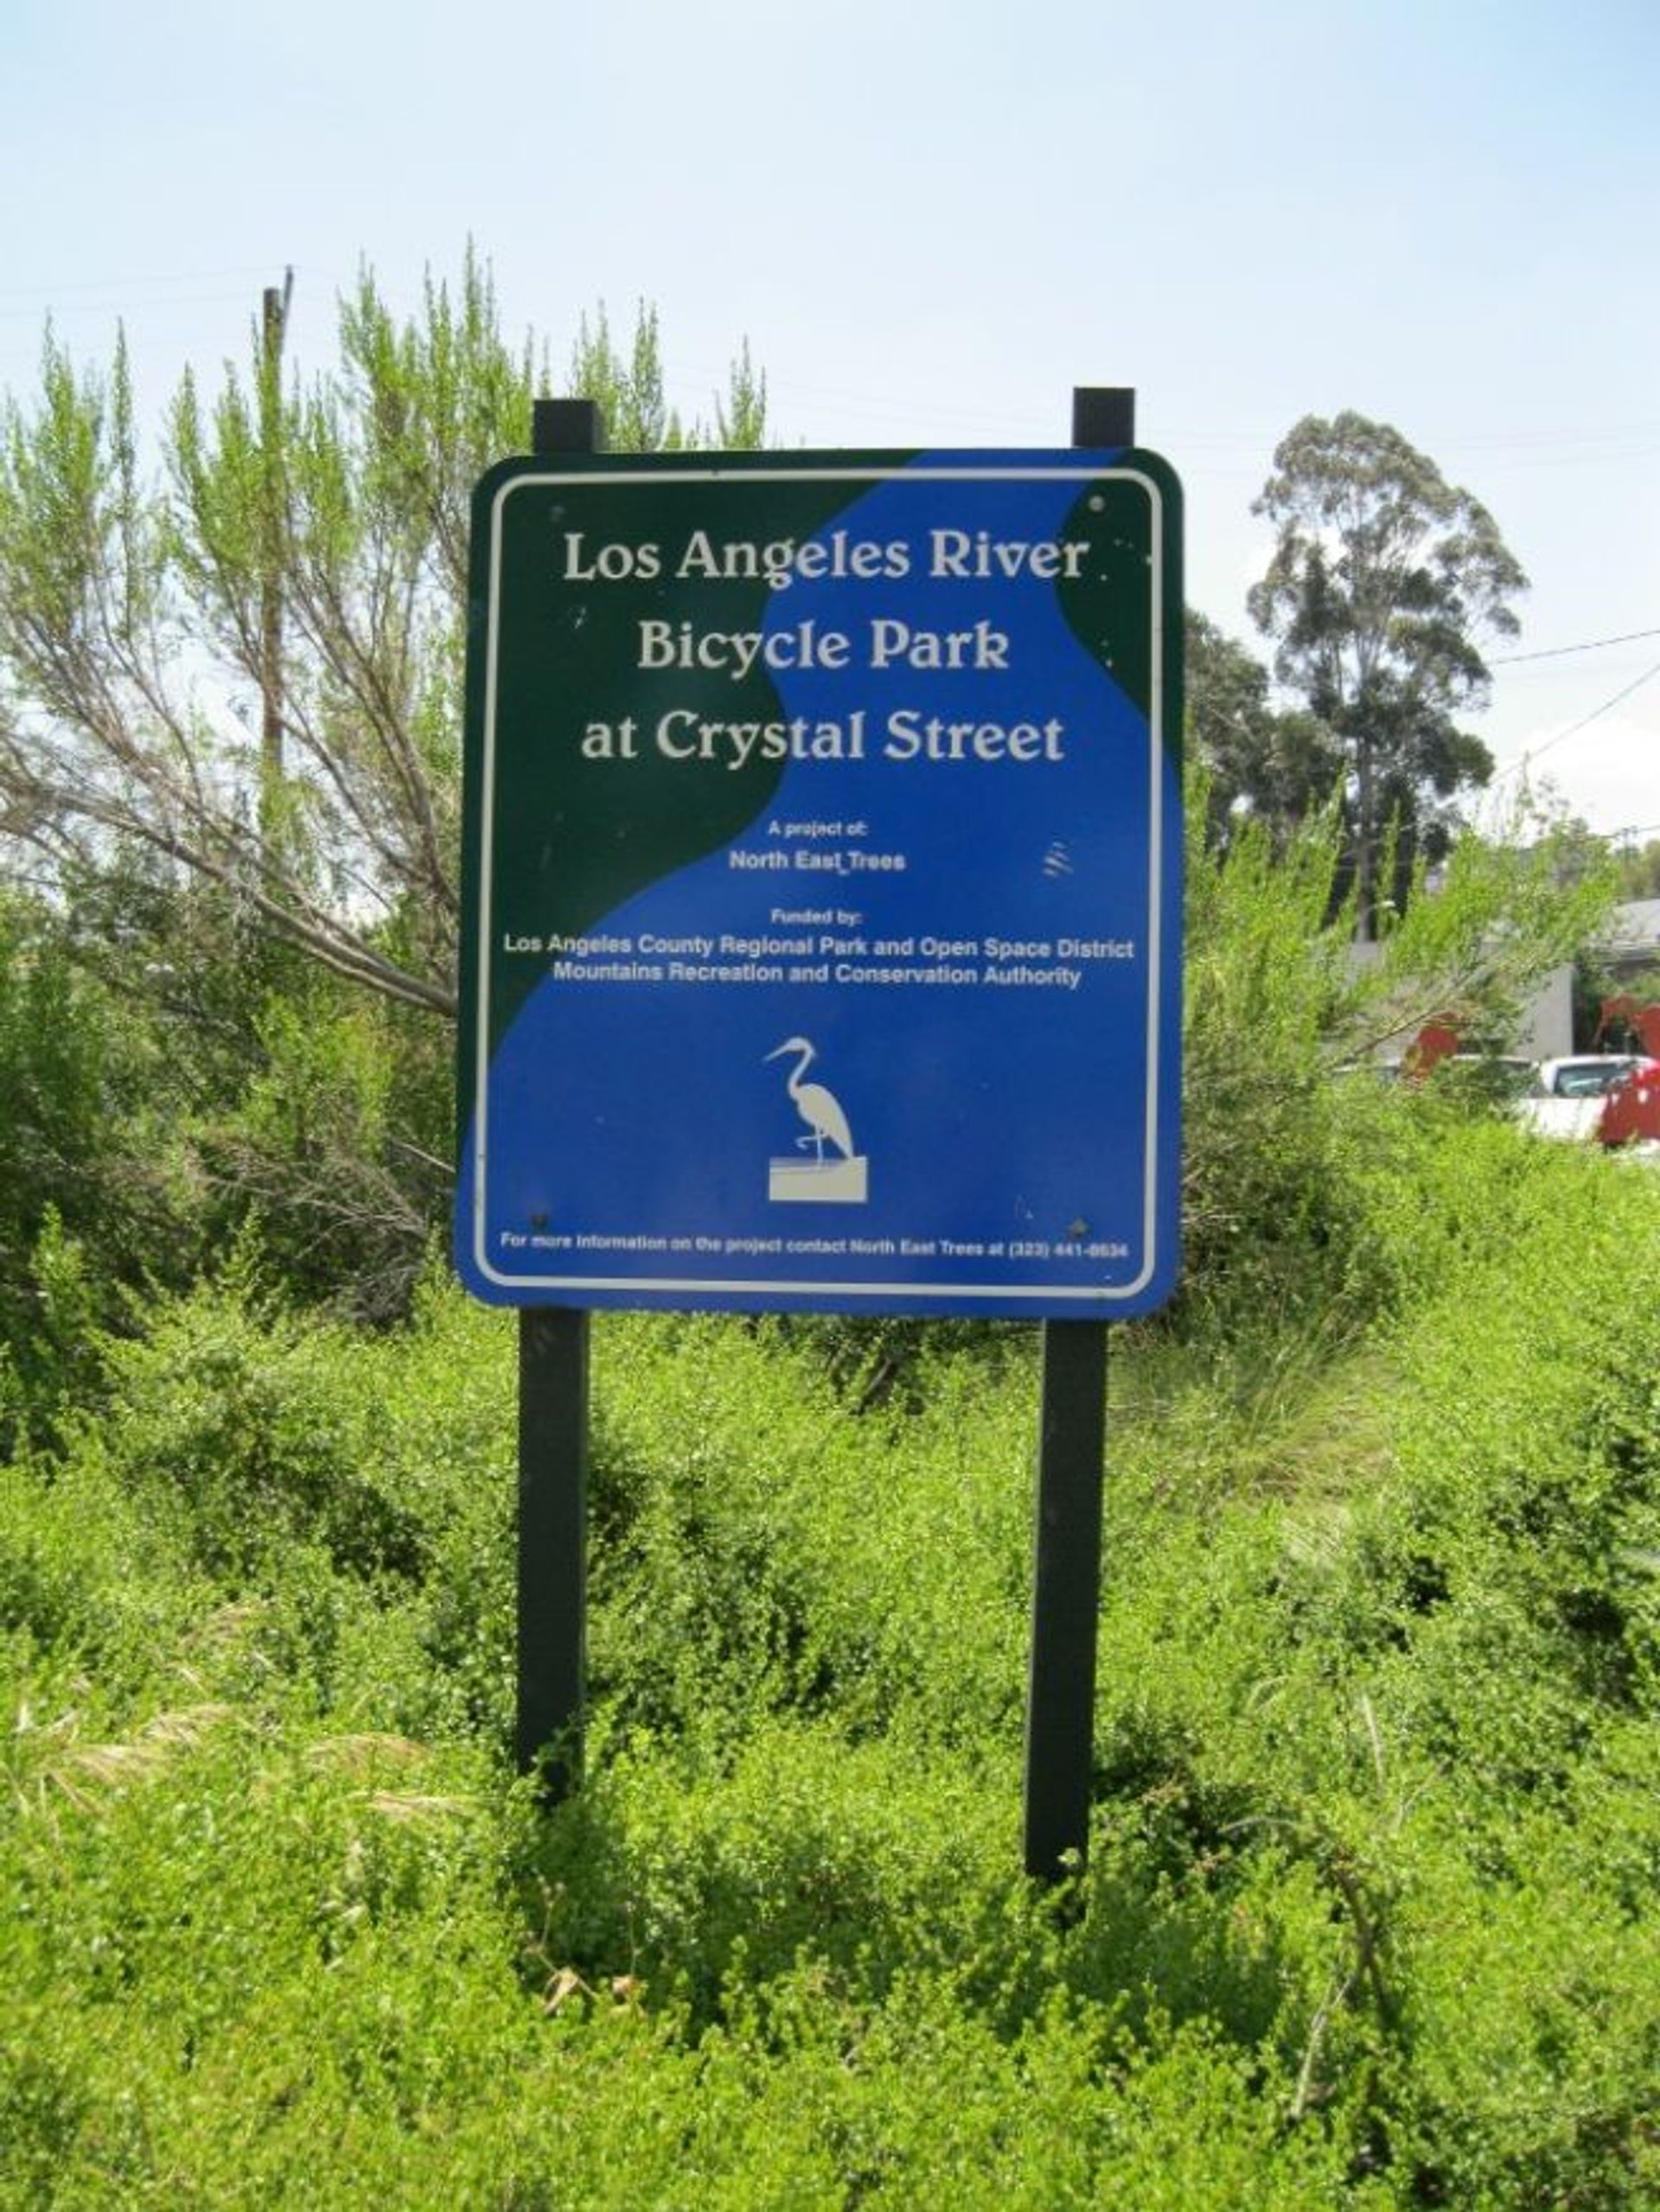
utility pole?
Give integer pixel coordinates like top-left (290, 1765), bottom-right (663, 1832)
top-left (259, 268), bottom-right (294, 839)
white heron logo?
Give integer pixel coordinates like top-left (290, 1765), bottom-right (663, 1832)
top-left (764, 1036), bottom-right (869, 1204)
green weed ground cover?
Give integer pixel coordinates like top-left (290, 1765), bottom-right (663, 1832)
top-left (3, 1109), bottom-right (1659, 2205)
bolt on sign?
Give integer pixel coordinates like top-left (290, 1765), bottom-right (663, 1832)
top-left (455, 449), bottom-right (1184, 1317)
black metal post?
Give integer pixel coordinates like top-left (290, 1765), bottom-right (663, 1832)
top-left (1071, 387), bottom-right (1136, 450)
top-left (517, 1304), bottom-right (590, 1788)
top-left (515, 393), bottom-right (603, 1793)
top-left (1021, 386), bottom-right (1133, 1883)
top-left (1023, 1320), bottom-right (1108, 1880)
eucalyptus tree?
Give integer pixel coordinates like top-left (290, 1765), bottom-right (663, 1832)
top-left (1185, 610), bottom-right (1344, 853)
top-left (0, 254), bottom-right (767, 1019)
top-left (1248, 412), bottom-right (1526, 937)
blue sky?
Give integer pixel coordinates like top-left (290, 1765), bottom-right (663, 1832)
top-left (5, 0), bottom-right (1657, 836)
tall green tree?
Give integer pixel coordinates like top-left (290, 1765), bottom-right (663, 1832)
top-left (0, 253), bottom-right (767, 1020)
top-left (1184, 611), bottom-right (1343, 850)
top-left (0, 260), bottom-right (769, 1314)
top-left (1248, 412), bottom-right (1527, 937)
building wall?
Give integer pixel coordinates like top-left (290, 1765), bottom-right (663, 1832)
top-left (1515, 964), bottom-right (1574, 1058)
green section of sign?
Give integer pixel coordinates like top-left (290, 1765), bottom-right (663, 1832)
top-left (463, 455), bottom-right (917, 1061)
top-left (1053, 456), bottom-right (1182, 732)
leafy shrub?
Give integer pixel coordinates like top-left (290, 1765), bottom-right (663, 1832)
top-left (1178, 789), bottom-right (1616, 1347)
top-left (195, 981), bottom-right (454, 1322)
top-left (4, 1034), bottom-right (1660, 2200)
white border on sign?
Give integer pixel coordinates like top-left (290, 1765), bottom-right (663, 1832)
top-left (470, 463), bottom-right (1171, 1304)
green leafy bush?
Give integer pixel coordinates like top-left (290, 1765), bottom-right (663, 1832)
top-left (3, 1044), bottom-right (1659, 2200)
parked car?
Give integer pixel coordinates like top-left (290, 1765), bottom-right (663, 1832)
top-left (1516, 1055), bottom-right (1657, 1142)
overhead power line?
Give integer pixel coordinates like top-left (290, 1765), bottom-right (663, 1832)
top-left (1491, 625), bottom-right (1660, 665)
top-left (1495, 657), bottom-right (1660, 780)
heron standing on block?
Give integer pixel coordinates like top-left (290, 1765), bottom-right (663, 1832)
top-left (765, 1037), bottom-right (855, 1166)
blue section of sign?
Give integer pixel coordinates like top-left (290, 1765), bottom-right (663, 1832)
top-left (457, 455), bottom-right (1181, 1315)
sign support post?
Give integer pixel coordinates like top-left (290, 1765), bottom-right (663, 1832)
top-left (1025, 1314), bottom-right (1109, 1881)
top-left (1022, 387), bottom-right (1133, 1885)
top-left (514, 398), bottom-right (603, 1793)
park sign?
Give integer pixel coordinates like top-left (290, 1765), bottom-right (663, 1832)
top-left (455, 446), bottom-right (1184, 1318)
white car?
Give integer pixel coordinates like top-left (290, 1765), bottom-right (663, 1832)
top-left (1516, 1055), bottom-right (1653, 1141)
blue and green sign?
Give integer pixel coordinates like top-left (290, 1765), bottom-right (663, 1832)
top-left (456, 450), bottom-right (1183, 1315)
